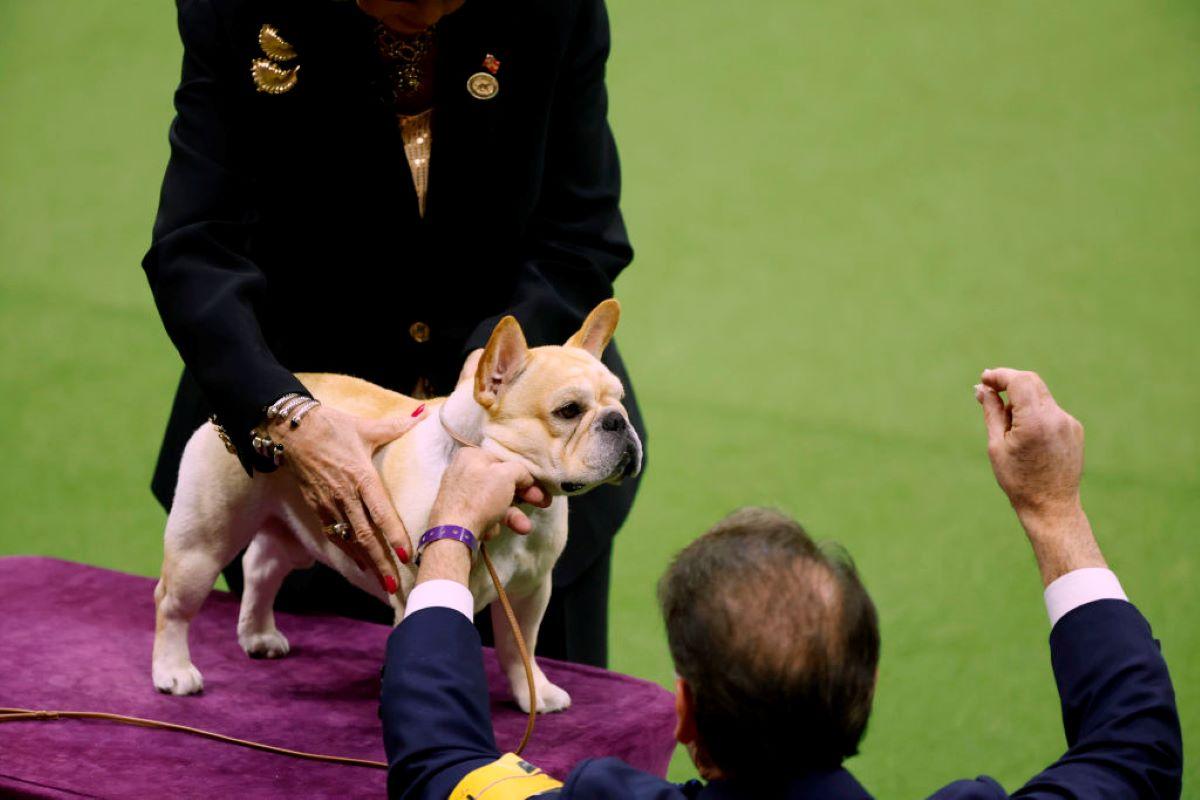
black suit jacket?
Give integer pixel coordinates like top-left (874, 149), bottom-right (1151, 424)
top-left (144, 0), bottom-right (644, 583)
top-left (380, 600), bottom-right (1182, 799)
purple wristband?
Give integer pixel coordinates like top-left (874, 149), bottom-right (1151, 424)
top-left (416, 525), bottom-right (478, 565)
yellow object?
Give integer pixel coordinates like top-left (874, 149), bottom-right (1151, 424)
top-left (251, 59), bottom-right (299, 95)
top-left (449, 753), bottom-right (563, 800)
top-left (258, 24), bottom-right (297, 62)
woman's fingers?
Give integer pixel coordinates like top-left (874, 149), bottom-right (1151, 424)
top-left (329, 527), bottom-right (369, 572)
top-left (359, 410), bottom-right (426, 450)
top-left (339, 496), bottom-right (397, 595)
top-left (359, 476), bottom-right (413, 564)
top-left (308, 488), bottom-right (368, 571)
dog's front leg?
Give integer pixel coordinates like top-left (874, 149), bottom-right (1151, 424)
top-left (490, 578), bottom-right (571, 714)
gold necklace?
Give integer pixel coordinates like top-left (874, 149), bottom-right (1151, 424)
top-left (374, 23), bottom-right (436, 101)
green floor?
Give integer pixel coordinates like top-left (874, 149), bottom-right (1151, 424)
top-left (1, 0), bottom-right (1196, 794)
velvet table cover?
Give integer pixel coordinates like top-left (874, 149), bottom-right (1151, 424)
top-left (0, 557), bottom-right (677, 798)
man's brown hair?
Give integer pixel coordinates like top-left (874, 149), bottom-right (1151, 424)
top-left (658, 507), bottom-right (880, 784)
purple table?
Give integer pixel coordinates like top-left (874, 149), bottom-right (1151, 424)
top-left (0, 557), bottom-right (676, 799)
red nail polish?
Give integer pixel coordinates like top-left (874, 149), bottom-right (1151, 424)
top-left (384, 575), bottom-right (398, 594)
top-left (394, 546), bottom-right (409, 565)
top-left (411, 404), bottom-right (426, 418)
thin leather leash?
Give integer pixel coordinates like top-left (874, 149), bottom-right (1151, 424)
top-left (439, 404), bottom-right (539, 756)
top-left (0, 707), bottom-right (387, 768)
top-left (0, 407), bottom-right (540, 769)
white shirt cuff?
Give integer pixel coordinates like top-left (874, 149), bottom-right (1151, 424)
top-left (403, 579), bottom-right (475, 622)
top-left (1044, 568), bottom-right (1127, 628)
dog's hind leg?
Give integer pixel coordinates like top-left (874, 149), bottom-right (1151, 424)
top-left (152, 431), bottom-right (258, 696)
top-left (152, 509), bottom-right (253, 695)
top-left (237, 519), bottom-right (314, 659)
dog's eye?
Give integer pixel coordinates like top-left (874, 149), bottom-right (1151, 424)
top-left (554, 402), bottom-right (583, 421)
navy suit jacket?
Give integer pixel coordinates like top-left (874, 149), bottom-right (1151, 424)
top-left (380, 600), bottom-right (1181, 799)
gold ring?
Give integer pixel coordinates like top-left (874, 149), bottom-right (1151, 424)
top-left (324, 522), bottom-right (352, 542)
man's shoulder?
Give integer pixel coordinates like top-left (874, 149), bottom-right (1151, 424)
top-left (561, 757), bottom-right (697, 800)
top-left (926, 775), bottom-right (1008, 800)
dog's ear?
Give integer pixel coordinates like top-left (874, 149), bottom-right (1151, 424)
top-left (475, 316), bottom-right (529, 408)
top-left (565, 298), bottom-right (620, 359)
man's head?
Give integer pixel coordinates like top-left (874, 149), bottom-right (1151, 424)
top-left (659, 507), bottom-right (880, 785)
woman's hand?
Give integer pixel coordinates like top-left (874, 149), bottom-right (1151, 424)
top-left (268, 404), bottom-right (425, 594)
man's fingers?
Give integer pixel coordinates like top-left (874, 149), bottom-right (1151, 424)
top-left (360, 478), bottom-right (412, 564)
top-left (499, 461), bottom-right (537, 492)
top-left (504, 506), bottom-right (533, 535)
top-left (981, 367), bottom-right (1050, 407)
top-left (975, 384), bottom-right (1009, 445)
top-left (516, 483), bottom-right (551, 509)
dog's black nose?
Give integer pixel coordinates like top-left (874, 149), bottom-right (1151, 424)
top-left (600, 412), bottom-right (627, 432)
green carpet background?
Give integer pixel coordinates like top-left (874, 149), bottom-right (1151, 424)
top-left (1, 1), bottom-right (1196, 794)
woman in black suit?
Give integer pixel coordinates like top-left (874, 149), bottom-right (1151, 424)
top-left (143, 0), bottom-right (644, 667)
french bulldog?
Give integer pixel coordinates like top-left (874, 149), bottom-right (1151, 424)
top-left (151, 299), bottom-right (642, 713)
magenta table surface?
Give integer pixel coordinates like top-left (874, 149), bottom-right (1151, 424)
top-left (0, 557), bottom-right (676, 799)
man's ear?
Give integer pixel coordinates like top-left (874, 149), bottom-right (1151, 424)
top-left (475, 317), bottom-right (528, 409)
top-left (565, 298), bottom-right (620, 359)
top-left (674, 677), bottom-right (698, 746)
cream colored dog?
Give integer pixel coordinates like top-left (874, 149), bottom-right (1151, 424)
top-left (151, 299), bottom-right (642, 713)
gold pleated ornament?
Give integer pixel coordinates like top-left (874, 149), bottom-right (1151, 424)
top-left (252, 24), bottom-right (299, 94)
top-left (251, 58), bottom-right (299, 94)
top-left (258, 24), bottom-right (297, 61)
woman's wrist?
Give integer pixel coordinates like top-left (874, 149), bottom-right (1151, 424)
top-left (250, 392), bottom-right (322, 465)
top-left (263, 393), bottom-right (320, 433)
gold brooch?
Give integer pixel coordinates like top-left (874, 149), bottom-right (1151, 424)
top-left (252, 24), bottom-right (299, 95)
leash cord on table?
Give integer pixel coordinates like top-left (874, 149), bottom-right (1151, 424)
top-left (0, 540), bottom-right (539, 768)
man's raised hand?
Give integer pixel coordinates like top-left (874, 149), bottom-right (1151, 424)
top-left (975, 368), bottom-right (1105, 584)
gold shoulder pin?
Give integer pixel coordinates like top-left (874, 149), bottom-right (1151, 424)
top-left (258, 24), bottom-right (297, 61)
top-left (466, 52), bottom-right (501, 100)
top-left (252, 24), bottom-right (299, 94)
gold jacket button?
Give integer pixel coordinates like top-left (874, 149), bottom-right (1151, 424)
top-left (409, 321), bottom-right (431, 343)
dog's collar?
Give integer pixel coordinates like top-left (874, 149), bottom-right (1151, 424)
top-left (439, 404), bottom-right (481, 449)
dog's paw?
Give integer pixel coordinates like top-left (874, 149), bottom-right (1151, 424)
top-left (239, 629), bottom-right (290, 659)
top-left (153, 662), bottom-right (204, 696)
top-left (514, 679), bottom-right (572, 714)
top-left (536, 681), bottom-right (572, 714)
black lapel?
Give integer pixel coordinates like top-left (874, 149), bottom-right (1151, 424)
top-left (278, 0), bottom-right (420, 216)
top-left (425, 0), bottom-right (509, 223)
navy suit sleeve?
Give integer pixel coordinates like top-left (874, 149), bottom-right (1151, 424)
top-left (1009, 600), bottom-right (1182, 798)
top-left (381, 607), bottom-right (504, 799)
top-left (143, 0), bottom-right (306, 472)
top-left (466, 0), bottom-right (631, 353)
top-left (560, 758), bottom-right (694, 800)
top-left (930, 600), bottom-right (1182, 799)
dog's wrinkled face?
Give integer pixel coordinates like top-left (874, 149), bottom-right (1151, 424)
top-left (473, 300), bottom-right (643, 496)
